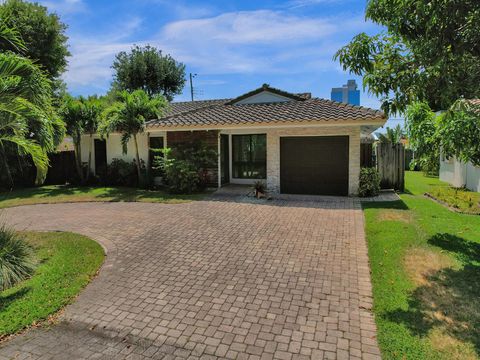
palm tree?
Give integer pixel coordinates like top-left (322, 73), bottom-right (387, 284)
top-left (376, 124), bottom-right (404, 144)
top-left (60, 96), bottom-right (86, 183)
top-left (101, 90), bottom-right (166, 183)
top-left (83, 97), bottom-right (103, 181)
top-left (0, 54), bottom-right (51, 187)
top-left (0, 23), bottom-right (64, 188)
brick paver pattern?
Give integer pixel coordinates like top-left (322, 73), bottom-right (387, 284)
top-left (0, 198), bottom-right (380, 360)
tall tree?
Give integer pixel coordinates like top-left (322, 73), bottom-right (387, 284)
top-left (335, 0), bottom-right (480, 115)
top-left (101, 90), bottom-right (167, 183)
top-left (0, 0), bottom-right (70, 89)
top-left (60, 96), bottom-right (85, 183)
top-left (438, 99), bottom-right (480, 166)
top-left (82, 97), bottom-right (103, 181)
top-left (0, 24), bottom-right (62, 187)
top-left (405, 102), bottom-right (440, 174)
top-left (112, 45), bottom-right (186, 101)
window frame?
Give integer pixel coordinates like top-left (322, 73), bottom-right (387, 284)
top-left (231, 134), bottom-right (267, 179)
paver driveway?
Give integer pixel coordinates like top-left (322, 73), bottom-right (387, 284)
top-left (0, 197), bottom-right (380, 360)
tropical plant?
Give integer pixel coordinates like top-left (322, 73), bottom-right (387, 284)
top-left (153, 143), bottom-right (217, 193)
top-left (112, 45), bottom-right (186, 101)
top-left (0, 39), bottom-right (64, 187)
top-left (375, 125), bottom-right (404, 144)
top-left (438, 99), bottom-right (480, 166)
top-left (0, 223), bottom-right (36, 291)
top-left (156, 149), bottom-right (200, 194)
top-left (358, 167), bottom-right (381, 197)
top-left (0, 0), bottom-right (70, 88)
top-left (253, 180), bottom-right (266, 198)
top-left (335, 0), bottom-right (480, 115)
top-left (405, 102), bottom-right (440, 174)
top-left (105, 158), bottom-right (146, 187)
top-left (101, 90), bottom-right (166, 184)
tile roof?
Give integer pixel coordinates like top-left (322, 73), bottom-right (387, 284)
top-left (149, 85), bottom-right (385, 129)
top-left (148, 98), bottom-right (385, 128)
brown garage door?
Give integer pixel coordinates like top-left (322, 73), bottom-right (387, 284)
top-left (280, 136), bottom-right (349, 195)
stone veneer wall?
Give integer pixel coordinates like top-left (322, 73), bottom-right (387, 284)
top-left (264, 126), bottom-right (361, 195)
top-left (166, 130), bottom-right (219, 187)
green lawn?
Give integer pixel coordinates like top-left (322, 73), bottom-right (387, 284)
top-left (364, 171), bottom-right (480, 359)
top-left (0, 232), bottom-right (104, 338)
top-left (0, 185), bottom-right (207, 209)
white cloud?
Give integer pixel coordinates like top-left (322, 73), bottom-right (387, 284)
top-left (64, 17), bottom-right (144, 86)
top-left (161, 10), bottom-right (337, 44)
top-left (64, 9), bottom-right (374, 94)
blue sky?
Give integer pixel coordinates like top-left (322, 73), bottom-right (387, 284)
top-left (40, 0), bottom-right (402, 128)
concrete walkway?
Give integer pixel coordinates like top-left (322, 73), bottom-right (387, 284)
top-left (0, 198), bottom-right (380, 360)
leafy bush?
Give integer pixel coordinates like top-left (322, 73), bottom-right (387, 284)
top-left (153, 143), bottom-right (217, 193)
top-left (159, 156), bottom-right (200, 194)
top-left (0, 224), bottom-right (36, 291)
top-left (358, 167), bottom-right (381, 197)
top-left (104, 158), bottom-right (146, 187)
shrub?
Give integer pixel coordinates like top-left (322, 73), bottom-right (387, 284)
top-left (153, 143), bottom-right (217, 193)
top-left (358, 167), bottom-right (381, 197)
top-left (0, 224), bottom-right (36, 291)
top-left (104, 158), bottom-right (146, 187)
top-left (161, 157), bottom-right (200, 194)
top-left (253, 180), bottom-right (266, 194)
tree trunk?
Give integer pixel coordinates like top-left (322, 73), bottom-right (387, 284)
top-left (133, 133), bottom-right (142, 186)
top-left (0, 142), bottom-right (14, 190)
top-left (87, 133), bottom-right (93, 181)
top-left (73, 138), bottom-right (84, 184)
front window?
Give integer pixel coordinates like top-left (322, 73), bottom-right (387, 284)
top-left (232, 134), bottom-right (266, 179)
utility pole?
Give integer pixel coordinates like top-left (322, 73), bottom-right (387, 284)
top-left (189, 73), bottom-right (197, 102)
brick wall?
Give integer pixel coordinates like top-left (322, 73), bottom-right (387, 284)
top-left (166, 130), bottom-right (219, 187)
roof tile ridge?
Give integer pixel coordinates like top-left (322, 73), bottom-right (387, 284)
top-left (316, 97), bottom-right (385, 117)
top-left (147, 102), bottom-right (226, 126)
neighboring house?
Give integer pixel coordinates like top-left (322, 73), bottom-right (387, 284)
top-left (440, 157), bottom-right (480, 192)
top-left (439, 99), bottom-right (480, 193)
top-left (80, 84), bottom-right (386, 196)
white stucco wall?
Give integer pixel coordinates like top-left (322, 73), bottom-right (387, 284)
top-left (439, 157), bottom-right (466, 187)
top-left (466, 162), bottom-right (480, 192)
top-left (80, 131), bottom-right (166, 174)
top-left (221, 125), bottom-right (361, 195)
top-left (440, 156), bottom-right (480, 192)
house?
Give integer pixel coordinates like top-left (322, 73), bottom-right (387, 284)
top-left (439, 99), bottom-right (480, 193)
top-left (80, 84), bottom-right (386, 196)
top-left (440, 158), bottom-right (480, 192)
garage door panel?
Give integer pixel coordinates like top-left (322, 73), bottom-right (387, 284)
top-left (280, 136), bottom-right (349, 196)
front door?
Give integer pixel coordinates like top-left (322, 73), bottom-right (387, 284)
top-left (94, 139), bottom-right (107, 177)
top-left (220, 134), bottom-right (230, 185)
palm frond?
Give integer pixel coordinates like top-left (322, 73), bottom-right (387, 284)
top-left (0, 224), bottom-right (36, 291)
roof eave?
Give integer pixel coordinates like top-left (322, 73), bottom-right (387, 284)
top-left (146, 118), bottom-right (387, 132)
